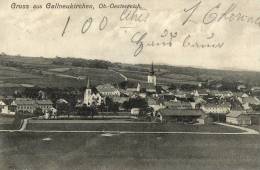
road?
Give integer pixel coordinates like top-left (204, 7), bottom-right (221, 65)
top-left (109, 69), bottom-right (128, 81)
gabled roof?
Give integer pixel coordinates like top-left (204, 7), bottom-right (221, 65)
top-left (164, 101), bottom-right (192, 108)
top-left (96, 84), bottom-right (119, 93)
top-left (125, 81), bottom-right (139, 89)
top-left (12, 98), bottom-right (53, 105)
top-left (56, 98), bottom-right (69, 104)
top-left (160, 108), bottom-right (203, 116)
top-left (13, 98), bottom-right (35, 105)
top-left (227, 110), bottom-right (247, 118)
top-left (36, 100), bottom-right (53, 105)
top-left (0, 100), bottom-right (6, 106)
top-left (203, 103), bottom-right (231, 108)
top-left (112, 96), bottom-right (129, 104)
top-left (242, 97), bottom-right (260, 105)
top-left (193, 97), bottom-right (206, 104)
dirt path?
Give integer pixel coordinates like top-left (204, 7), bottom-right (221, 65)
top-left (215, 122), bottom-right (259, 135)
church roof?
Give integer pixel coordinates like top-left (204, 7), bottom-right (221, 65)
top-left (96, 84), bottom-right (119, 93)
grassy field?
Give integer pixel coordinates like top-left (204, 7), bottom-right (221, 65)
top-left (25, 122), bottom-right (243, 133)
top-left (0, 132), bottom-right (259, 170)
top-left (0, 116), bottom-right (15, 130)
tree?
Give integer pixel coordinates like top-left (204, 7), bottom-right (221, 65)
top-left (77, 104), bottom-right (91, 116)
top-left (33, 107), bottom-right (44, 117)
top-left (105, 97), bottom-right (119, 112)
top-left (128, 97), bottom-right (148, 109)
top-left (56, 101), bottom-right (70, 117)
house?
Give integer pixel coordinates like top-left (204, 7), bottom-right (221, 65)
top-left (35, 100), bottom-right (53, 113)
top-left (247, 111), bottom-right (260, 125)
top-left (201, 103), bottom-right (231, 122)
top-left (210, 90), bottom-right (233, 98)
top-left (11, 98), bottom-right (36, 113)
top-left (237, 96), bottom-right (260, 110)
top-left (193, 96), bottom-right (207, 108)
top-left (173, 90), bottom-right (188, 98)
top-left (237, 84), bottom-right (246, 91)
top-left (0, 100), bottom-right (6, 109)
top-left (226, 110), bottom-right (251, 126)
top-left (131, 108), bottom-right (140, 115)
top-left (201, 103), bottom-right (231, 114)
top-left (11, 98), bottom-right (54, 114)
top-left (159, 108), bottom-right (203, 123)
top-left (192, 89), bottom-right (209, 97)
top-left (126, 82), bottom-right (141, 94)
top-left (96, 84), bottom-right (120, 96)
top-left (251, 86), bottom-right (260, 92)
top-left (0, 100), bottom-right (15, 115)
top-left (147, 98), bottom-right (163, 111)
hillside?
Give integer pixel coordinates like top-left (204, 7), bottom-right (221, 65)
top-left (0, 54), bottom-right (260, 91)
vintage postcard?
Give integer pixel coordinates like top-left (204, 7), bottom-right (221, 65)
top-left (0, 0), bottom-right (260, 169)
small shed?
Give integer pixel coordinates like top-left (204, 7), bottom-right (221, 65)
top-left (226, 111), bottom-right (251, 126)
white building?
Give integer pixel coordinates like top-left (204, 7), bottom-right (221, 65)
top-left (83, 79), bottom-right (102, 106)
top-left (96, 84), bottom-right (120, 96)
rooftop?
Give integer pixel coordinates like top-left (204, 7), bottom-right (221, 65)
top-left (160, 108), bottom-right (203, 117)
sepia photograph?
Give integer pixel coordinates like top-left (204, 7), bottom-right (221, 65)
top-left (0, 0), bottom-right (260, 169)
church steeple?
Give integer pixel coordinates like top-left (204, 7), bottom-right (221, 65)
top-left (147, 62), bottom-right (157, 86)
top-left (87, 78), bottom-right (90, 89)
top-left (84, 77), bottom-right (92, 106)
top-left (150, 62), bottom-right (155, 75)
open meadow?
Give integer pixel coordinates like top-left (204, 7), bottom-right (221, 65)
top-left (0, 131), bottom-right (259, 170)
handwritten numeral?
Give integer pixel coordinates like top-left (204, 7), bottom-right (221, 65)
top-left (99, 16), bottom-right (108, 31)
top-left (82, 17), bottom-right (93, 34)
top-left (61, 16), bottom-right (70, 37)
top-left (182, 1), bottom-right (201, 25)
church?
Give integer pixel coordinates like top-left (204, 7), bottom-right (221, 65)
top-left (83, 78), bottom-right (102, 106)
top-left (147, 62), bottom-right (156, 86)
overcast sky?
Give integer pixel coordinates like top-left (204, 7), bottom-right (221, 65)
top-left (0, 0), bottom-right (259, 71)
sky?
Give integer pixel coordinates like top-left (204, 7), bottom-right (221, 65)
top-left (0, 0), bottom-right (260, 71)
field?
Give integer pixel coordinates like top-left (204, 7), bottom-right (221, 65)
top-left (25, 121), bottom-right (243, 133)
top-left (0, 115), bottom-right (15, 130)
top-left (0, 121), bottom-right (259, 170)
top-left (0, 131), bottom-right (259, 170)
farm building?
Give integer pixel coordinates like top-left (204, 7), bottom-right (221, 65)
top-left (159, 108), bottom-right (203, 123)
top-left (226, 110), bottom-right (251, 126)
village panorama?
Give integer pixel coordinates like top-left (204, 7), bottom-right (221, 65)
top-left (0, 55), bottom-right (260, 170)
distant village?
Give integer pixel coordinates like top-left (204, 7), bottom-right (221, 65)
top-left (1, 63), bottom-right (260, 126)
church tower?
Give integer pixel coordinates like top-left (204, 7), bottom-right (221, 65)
top-left (83, 78), bottom-right (92, 106)
top-left (147, 62), bottom-right (156, 85)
